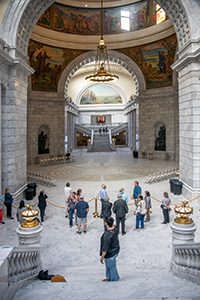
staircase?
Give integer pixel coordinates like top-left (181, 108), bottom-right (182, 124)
top-left (111, 122), bottom-right (128, 135)
top-left (88, 133), bottom-right (114, 152)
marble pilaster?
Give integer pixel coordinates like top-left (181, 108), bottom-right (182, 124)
top-left (173, 45), bottom-right (200, 197)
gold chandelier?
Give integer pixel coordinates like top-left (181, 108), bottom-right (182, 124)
top-left (85, 0), bottom-right (119, 82)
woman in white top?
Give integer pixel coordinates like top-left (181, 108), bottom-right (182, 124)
top-left (135, 195), bottom-right (146, 230)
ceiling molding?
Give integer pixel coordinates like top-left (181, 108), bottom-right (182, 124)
top-left (31, 19), bottom-right (174, 50)
top-left (56, 0), bottom-right (141, 9)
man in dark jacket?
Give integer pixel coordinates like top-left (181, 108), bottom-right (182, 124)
top-left (113, 193), bottom-right (129, 235)
top-left (100, 217), bottom-right (120, 281)
top-left (38, 190), bottom-right (48, 222)
top-left (102, 197), bottom-right (112, 230)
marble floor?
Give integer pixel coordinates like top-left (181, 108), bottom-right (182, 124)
top-left (1, 149), bottom-right (200, 300)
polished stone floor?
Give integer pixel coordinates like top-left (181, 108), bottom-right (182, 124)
top-left (1, 149), bottom-right (200, 300)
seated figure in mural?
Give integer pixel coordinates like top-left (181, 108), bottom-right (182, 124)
top-left (38, 130), bottom-right (49, 154)
top-left (155, 125), bottom-right (166, 151)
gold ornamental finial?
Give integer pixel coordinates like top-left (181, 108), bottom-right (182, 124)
top-left (21, 204), bottom-right (40, 228)
top-left (174, 200), bottom-right (193, 224)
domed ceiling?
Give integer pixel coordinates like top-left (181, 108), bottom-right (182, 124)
top-left (37, 0), bottom-right (167, 36)
top-left (29, 1), bottom-right (176, 94)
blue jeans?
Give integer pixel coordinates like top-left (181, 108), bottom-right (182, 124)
top-left (68, 208), bottom-right (74, 226)
top-left (105, 254), bottom-right (120, 281)
top-left (136, 214), bottom-right (145, 229)
top-left (162, 208), bottom-right (170, 223)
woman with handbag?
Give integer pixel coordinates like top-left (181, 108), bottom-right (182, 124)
top-left (161, 192), bottom-right (171, 224)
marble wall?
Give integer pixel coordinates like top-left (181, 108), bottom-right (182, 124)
top-left (27, 92), bottom-right (65, 164)
top-left (78, 108), bottom-right (127, 126)
top-left (139, 86), bottom-right (179, 161)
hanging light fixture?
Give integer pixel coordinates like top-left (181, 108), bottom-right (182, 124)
top-left (85, 0), bottom-right (119, 82)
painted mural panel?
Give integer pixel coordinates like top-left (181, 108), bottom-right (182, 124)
top-left (28, 40), bottom-right (84, 92)
top-left (80, 84), bottom-right (122, 105)
top-left (37, 0), bottom-right (166, 35)
top-left (118, 34), bottom-right (177, 89)
top-left (28, 33), bottom-right (177, 92)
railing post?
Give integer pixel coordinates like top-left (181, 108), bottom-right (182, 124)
top-left (93, 197), bottom-right (100, 218)
top-left (170, 201), bottom-right (196, 245)
top-left (16, 205), bottom-right (43, 247)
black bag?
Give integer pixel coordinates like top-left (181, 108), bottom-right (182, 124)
top-left (37, 270), bottom-right (55, 280)
top-left (160, 204), bottom-right (164, 209)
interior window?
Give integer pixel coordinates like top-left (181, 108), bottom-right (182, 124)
top-left (121, 10), bottom-right (130, 31)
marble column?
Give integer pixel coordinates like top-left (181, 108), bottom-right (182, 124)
top-left (173, 55), bottom-right (200, 197)
top-left (2, 62), bottom-right (33, 192)
top-left (130, 112), bottom-right (133, 147)
top-left (71, 114), bottom-right (74, 150)
top-left (128, 113), bottom-right (131, 148)
top-left (132, 110), bottom-right (137, 150)
top-left (67, 112), bottom-right (71, 151)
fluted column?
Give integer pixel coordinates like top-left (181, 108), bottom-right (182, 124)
top-left (132, 109), bottom-right (137, 150)
top-left (128, 112), bottom-right (131, 148)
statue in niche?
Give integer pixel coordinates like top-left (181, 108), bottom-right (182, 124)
top-left (38, 128), bottom-right (49, 154)
top-left (155, 125), bottom-right (166, 151)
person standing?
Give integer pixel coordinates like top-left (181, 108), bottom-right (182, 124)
top-left (102, 196), bottom-right (112, 231)
top-left (144, 191), bottom-right (152, 222)
top-left (38, 191), bottom-right (48, 222)
top-left (134, 195), bottom-right (146, 230)
top-left (161, 192), bottom-right (171, 224)
top-left (133, 181), bottom-right (142, 205)
top-left (99, 184), bottom-right (108, 218)
top-left (4, 188), bottom-right (14, 219)
top-left (119, 188), bottom-right (128, 204)
top-left (100, 217), bottom-right (120, 282)
top-left (67, 192), bottom-right (77, 228)
top-left (75, 196), bottom-right (89, 234)
top-left (113, 193), bottom-right (128, 235)
top-left (17, 200), bottom-right (26, 223)
top-left (77, 188), bottom-right (83, 200)
top-left (64, 182), bottom-right (72, 218)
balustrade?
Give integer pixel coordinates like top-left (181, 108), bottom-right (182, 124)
top-left (171, 243), bottom-right (200, 284)
top-left (7, 247), bottom-right (41, 284)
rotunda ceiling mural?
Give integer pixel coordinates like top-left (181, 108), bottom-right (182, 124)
top-left (37, 0), bottom-right (166, 35)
